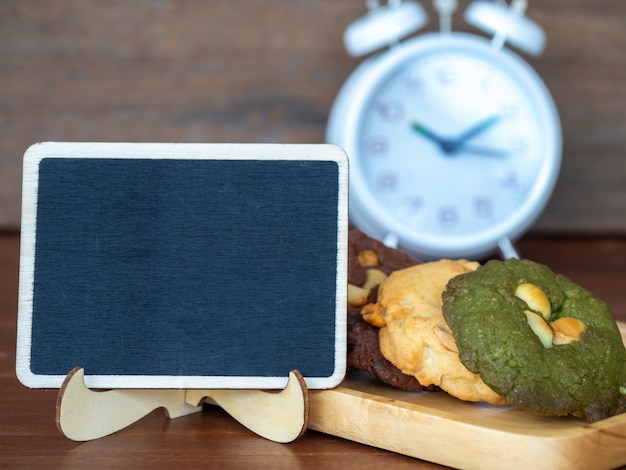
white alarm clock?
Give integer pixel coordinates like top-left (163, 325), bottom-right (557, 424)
top-left (327, 0), bottom-right (561, 260)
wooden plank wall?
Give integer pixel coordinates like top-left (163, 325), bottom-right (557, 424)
top-left (1, 0), bottom-right (625, 233)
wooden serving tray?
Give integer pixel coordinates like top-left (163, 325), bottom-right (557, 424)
top-left (308, 322), bottom-right (626, 470)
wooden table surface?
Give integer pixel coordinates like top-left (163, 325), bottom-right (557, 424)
top-left (2, 232), bottom-right (626, 469)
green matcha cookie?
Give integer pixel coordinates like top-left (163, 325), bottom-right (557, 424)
top-left (442, 258), bottom-right (626, 422)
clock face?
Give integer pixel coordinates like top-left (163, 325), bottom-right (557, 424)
top-left (333, 33), bottom-right (561, 258)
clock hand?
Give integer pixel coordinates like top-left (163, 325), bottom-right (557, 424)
top-left (408, 115), bottom-right (508, 158)
top-left (456, 144), bottom-right (509, 158)
top-left (443, 114), bottom-right (502, 153)
top-left (407, 117), bottom-right (448, 147)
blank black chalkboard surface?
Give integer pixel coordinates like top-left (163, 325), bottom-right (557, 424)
top-left (17, 142), bottom-right (348, 390)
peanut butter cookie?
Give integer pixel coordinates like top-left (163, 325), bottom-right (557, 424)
top-left (361, 259), bottom-right (506, 405)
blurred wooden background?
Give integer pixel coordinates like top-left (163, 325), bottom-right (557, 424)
top-left (1, 0), bottom-right (625, 233)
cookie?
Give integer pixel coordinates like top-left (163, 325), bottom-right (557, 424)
top-left (442, 258), bottom-right (626, 422)
top-left (346, 229), bottom-right (433, 392)
top-left (361, 259), bottom-right (506, 405)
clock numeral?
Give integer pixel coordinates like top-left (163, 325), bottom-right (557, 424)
top-left (437, 66), bottom-right (458, 86)
top-left (398, 196), bottom-right (423, 222)
top-left (509, 136), bottom-right (528, 155)
top-left (372, 100), bottom-right (404, 121)
top-left (500, 171), bottom-right (519, 190)
top-left (406, 196), bottom-right (423, 213)
top-left (363, 136), bottom-right (388, 155)
top-left (479, 74), bottom-right (494, 91)
top-left (501, 102), bottom-right (520, 119)
top-left (405, 75), bottom-right (425, 94)
top-left (474, 197), bottom-right (494, 219)
top-left (438, 206), bottom-right (458, 228)
top-left (376, 171), bottom-right (398, 191)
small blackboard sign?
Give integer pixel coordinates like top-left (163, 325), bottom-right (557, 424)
top-left (17, 142), bottom-right (348, 390)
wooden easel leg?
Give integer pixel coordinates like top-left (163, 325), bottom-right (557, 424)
top-left (185, 370), bottom-right (309, 444)
top-left (56, 367), bottom-right (202, 441)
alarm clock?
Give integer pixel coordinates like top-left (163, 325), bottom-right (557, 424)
top-left (326, 0), bottom-right (561, 260)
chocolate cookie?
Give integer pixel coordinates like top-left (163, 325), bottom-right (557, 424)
top-left (442, 258), bottom-right (626, 422)
top-left (347, 230), bottom-right (435, 392)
